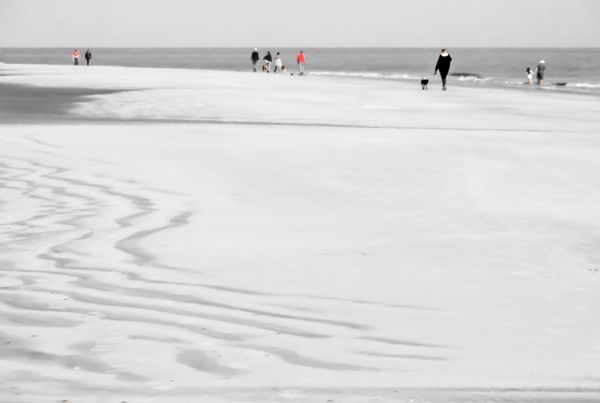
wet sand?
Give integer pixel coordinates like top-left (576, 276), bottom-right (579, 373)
top-left (0, 82), bottom-right (122, 123)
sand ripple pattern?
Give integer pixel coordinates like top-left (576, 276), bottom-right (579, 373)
top-left (0, 133), bottom-right (445, 401)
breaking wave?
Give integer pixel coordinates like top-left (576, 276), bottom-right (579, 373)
top-left (450, 72), bottom-right (491, 82)
top-left (311, 70), bottom-right (494, 83)
top-left (310, 71), bottom-right (421, 81)
top-left (567, 82), bottom-right (600, 89)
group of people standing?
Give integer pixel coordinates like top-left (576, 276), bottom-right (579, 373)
top-left (72, 49), bottom-right (92, 66)
top-left (251, 49), bottom-right (306, 75)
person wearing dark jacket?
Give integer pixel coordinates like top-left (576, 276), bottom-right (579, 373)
top-left (535, 60), bottom-right (546, 86)
top-left (251, 48), bottom-right (260, 72)
top-left (84, 49), bottom-right (92, 66)
top-left (434, 48), bottom-right (452, 91)
top-left (263, 51), bottom-right (273, 73)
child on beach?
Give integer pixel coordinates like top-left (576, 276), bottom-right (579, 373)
top-left (274, 52), bottom-right (283, 73)
top-left (72, 49), bottom-right (80, 65)
top-left (263, 51), bottom-right (273, 73)
top-left (526, 67), bottom-right (534, 85)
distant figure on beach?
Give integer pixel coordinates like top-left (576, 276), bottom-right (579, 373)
top-left (434, 48), bottom-right (452, 90)
top-left (274, 52), bottom-right (283, 73)
top-left (263, 51), bottom-right (273, 73)
top-left (251, 48), bottom-right (260, 72)
top-left (535, 60), bottom-right (546, 86)
top-left (526, 67), bottom-right (534, 85)
top-left (72, 49), bottom-right (80, 65)
top-left (85, 49), bottom-right (92, 66)
top-left (297, 50), bottom-right (306, 75)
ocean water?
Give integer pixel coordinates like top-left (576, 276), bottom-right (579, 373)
top-left (1, 48), bottom-right (599, 94)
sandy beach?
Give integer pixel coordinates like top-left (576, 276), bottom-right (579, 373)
top-left (1, 63), bottom-right (600, 403)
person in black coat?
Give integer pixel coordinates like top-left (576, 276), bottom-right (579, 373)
top-left (251, 48), bottom-right (260, 72)
top-left (84, 49), bottom-right (92, 66)
top-left (434, 48), bottom-right (452, 91)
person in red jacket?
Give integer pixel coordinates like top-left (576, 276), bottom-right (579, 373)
top-left (297, 50), bottom-right (306, 75)
top-left (72, 49), bottom-right (80, 65)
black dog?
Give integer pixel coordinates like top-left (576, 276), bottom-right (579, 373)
top-left (421, 78), bottom-right (429, 90)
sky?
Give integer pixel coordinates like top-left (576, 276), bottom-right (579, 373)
top-left (0, 0), bottom-right (598, 48)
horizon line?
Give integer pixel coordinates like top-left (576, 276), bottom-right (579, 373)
top-left (2, 46), bottom-right (600, 50)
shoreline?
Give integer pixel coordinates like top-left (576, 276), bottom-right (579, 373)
top-left (2, 60), bottom-right (599, 98)
top-left (311, 70), bottom-right (600, 98)
top-left (1, 63), bottom-right (598, 128)
top-left (6, 385), bottom-right (600, 403)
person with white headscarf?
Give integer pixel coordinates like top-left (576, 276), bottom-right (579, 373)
top-left (535, 60), bottom-right (546, 86)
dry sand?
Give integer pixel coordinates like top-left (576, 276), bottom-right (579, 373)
top-left (1, 63), bottom-right (600, 402)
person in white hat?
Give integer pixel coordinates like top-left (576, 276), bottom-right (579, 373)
top-left (535, 60), bottom-right (546, 86)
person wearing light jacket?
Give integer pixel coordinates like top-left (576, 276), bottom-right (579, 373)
top-left (72, 49), bottom-right (80, 65)
top-left (274, 52), bottom-right (283, 73)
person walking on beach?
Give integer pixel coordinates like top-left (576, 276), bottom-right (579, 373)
top-left (84, 49), bottom-right (92, 66)
top-left (274, 52), bottom-right (283, 73)
top-left (434, 48), bottom-right (452, 90)
top-left (263, 51), bottom-right (273, 73)
top-left (72, 49), bottom-right (80, 65)
top-left (526, 67), bottom-right (534, 85)
top-left (535, 60), bottom-right (546, 86)
top-left (297, 50), bottom-right (306, 75)
top-left (251, 48), bottom-right (260, 72)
